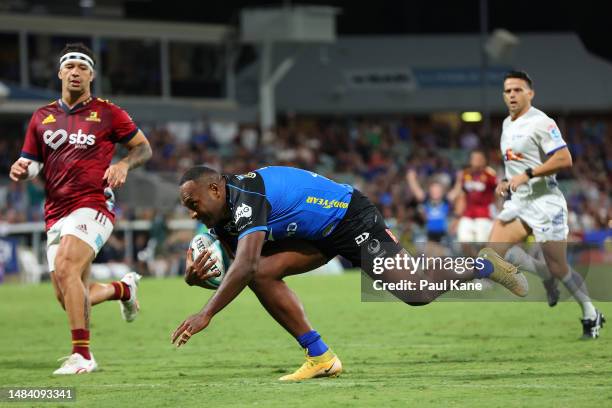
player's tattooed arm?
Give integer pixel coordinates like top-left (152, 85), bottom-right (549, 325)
top-left (172, 231), bottom-right (266, 347)
top-left (104, 131), bottom-right (152, 188)
top-left (120, 131), bottom-right (152, 170)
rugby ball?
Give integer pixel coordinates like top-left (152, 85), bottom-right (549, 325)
top-left (189, 233), bottom-right (231, 288)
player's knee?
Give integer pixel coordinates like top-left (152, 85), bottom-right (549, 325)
top-left (385, 287), bottom-right (435, 306)
top-left (405, 300), bottom-right (432, 307)
top-left (402, 291), bottom-right (435, 306)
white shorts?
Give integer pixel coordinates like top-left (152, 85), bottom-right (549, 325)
top-left (497, 191), bottom-right (568, 242)
top-left (457, 217), bottom-right (493, 242)
top-left (46, 207), bottom-right (114, 272)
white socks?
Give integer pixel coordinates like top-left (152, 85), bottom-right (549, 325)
top-left (561, 270), bottom-right (597, 320)
top-left (505, 245), bottom-right (597, 320)
top-left (505, 246), bottom-right (551, 280)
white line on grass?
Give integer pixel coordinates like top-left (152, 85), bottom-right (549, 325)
top-left (74, 382), bottom-right (609, 390)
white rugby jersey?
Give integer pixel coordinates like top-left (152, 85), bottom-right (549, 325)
top-left (500, 107), bottom-right (567, 198)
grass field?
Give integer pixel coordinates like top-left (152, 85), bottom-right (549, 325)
top-left (1, 272), bottom-right (611, 407)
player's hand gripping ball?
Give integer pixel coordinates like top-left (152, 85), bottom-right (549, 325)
top-left (185, 233), bottom-right (230, 289)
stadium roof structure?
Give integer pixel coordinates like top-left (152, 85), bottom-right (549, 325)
top-left (0, 13), bottom-right (257, 122)
top-left (0, 13), bottom-right (231, 43)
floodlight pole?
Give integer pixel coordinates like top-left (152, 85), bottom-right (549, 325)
top-left (260, 41), bottom-right (273, 131)
top-left (479, 0), bottom-right (491, 138)
top-left (18, 30), bottom-right (29, 88)
top-left (259, 41), bottom-right (295, 132)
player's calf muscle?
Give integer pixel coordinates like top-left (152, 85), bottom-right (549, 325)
top-left (51, 274), bottom-right (66, 309)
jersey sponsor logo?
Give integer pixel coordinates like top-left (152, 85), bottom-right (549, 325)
top-left (42, 114), bottom-right (56, 124)
top-left (235, 172), bottom-right (257, 180)
top-left (464, 180), bottom-right (486, 192)
top-left (43, 129), bottom-right (96, 150)
top-left (234, 203), bottom-right (252, 223)
top-left (86, 111), bottom-right (101, 122)
top-left (306, 196), bottom-right (349, 209)
top-left (354, 232), bottom-right (370, 246)
top-left (428, 206), bottom-right (444, 217)
top-left (504, 148), bottom-right (523, 161)
top-left (43, 129), bottom-right (68, 149)
top-left (548, 124), bottom-right (561, 139)
top-left (286, 222), bottom-right (298, 236)
top-left (76, 224), bottom-right (88, 234)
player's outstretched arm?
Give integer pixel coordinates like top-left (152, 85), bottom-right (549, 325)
top-left (171, 231), bottom-right (266, 347)
top-left (103, 130), bottom-right (152, 188)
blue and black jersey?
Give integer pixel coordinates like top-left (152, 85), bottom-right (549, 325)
top-left (421, 198), bottom-right (450, 234)
top-left (212, 166), bottom-right (354, 248)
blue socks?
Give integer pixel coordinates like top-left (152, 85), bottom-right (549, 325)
top-left (296, 330), bottom-right (329, 357)
top-left (474, 258), bottom-right (494, 278)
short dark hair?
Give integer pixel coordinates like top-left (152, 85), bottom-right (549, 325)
top-left (59, 42), bottom-right (96, 66)
top-left (179, 165), bottom-right (220, 186)
top-left (470, 148), bottom-right (487, 159)
top-left (504, 70), bottom-right (533, 89)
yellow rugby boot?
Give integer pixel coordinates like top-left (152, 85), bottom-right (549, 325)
top-left (279, 349), bottom-right (342, 381)
top-left (477, 247), bottom-right (529, 297)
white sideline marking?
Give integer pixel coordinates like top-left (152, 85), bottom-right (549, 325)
top-left (75, 382), bottom-right (608, 390)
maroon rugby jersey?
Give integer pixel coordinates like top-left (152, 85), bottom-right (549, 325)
top-left (461, 167), bottom-right (497, 219)
top-left (20, 97), bottom-right (138, 229)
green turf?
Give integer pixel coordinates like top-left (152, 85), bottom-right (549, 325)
top-left (1, 272), bottom-right (611, 407)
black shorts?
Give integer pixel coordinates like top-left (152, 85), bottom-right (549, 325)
top-left (427, 231), bottom-right (446, 242)
top-left (311, 189), bottom-right (404, 270)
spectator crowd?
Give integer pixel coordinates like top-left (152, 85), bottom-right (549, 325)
top-left (1, 114), bottom-right (610, 272)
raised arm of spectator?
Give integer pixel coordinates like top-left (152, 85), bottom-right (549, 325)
top-left (446, 169), bottom-right (464, 203)
top-left (406, 168), bottom-right (426, 203)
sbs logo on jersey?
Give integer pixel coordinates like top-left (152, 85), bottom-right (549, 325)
top-left (43, 129), bottom-right (96, 150)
